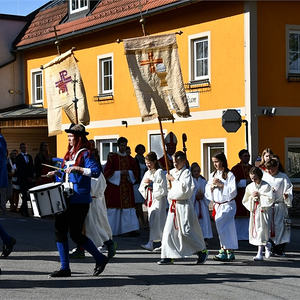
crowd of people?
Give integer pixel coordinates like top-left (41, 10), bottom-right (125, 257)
top-left (0, 129), bottom-right (294, 276)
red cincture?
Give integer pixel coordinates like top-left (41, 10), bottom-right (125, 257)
top-left (251, 201), bottom-right (259, 239)
top-left (195, 198), bottom-right (202, 219)
top-left (145, 188), bottom-right (153, 208)
top-left (170, 200), bottom-right (178, 230)
top-left (270, 204), bottom-right (275, 238)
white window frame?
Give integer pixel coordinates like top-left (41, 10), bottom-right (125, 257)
top-left (148, 129), bottom-right (167, 159)
top-left (97, 53), bottom-right (114, 95)
top-left (70, 0), bottom-right (88, 14)
top-left (201, 138), bottom-right (227, 179)
top-left (188, 31), bottom-right (211, 82)
top-left (31, 68), bottom-right (43, 104)
top-left (285, 137), bottom-right (300, 183)
top-left (94, 135), bottom-right (119, 165)
top-left (286, 24), bottom-right (300, 77)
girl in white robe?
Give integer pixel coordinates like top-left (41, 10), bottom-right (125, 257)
top-left (242, 167), bottom-right (274, 260)
top-left (139, 152), bottom-right (167, 251)
top-left (158, 151), bottom-right (207, 265)
top-left (263, 158), bottom-right (293, 256)
top-left (190, 162), bottom-right (213, 240)
top-left (205, 152), bottom-right (238, 262)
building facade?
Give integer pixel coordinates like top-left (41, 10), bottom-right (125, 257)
top-left (14, 0), bottom-right (300, 191)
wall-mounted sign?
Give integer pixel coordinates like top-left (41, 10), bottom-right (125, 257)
top-left (186, 92), bottom-right (199, 108)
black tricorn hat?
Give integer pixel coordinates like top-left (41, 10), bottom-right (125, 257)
top-left (65, 124), bottom-right (89, 136)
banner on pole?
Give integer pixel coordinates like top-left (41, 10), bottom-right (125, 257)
top-left (43, 49), bottom-right (90, 136)
top-left (124, 33), bottom-right (190, 121)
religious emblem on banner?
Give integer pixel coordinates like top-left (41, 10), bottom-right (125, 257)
top-left (42, 49), bottom-right (90, 136)
top-left (124, 33), bottom-right (190, 121)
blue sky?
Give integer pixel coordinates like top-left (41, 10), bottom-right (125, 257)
top-left (0, 0), bottom-right (50, 16)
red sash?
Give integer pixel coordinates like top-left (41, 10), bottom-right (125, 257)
top-left (145, 188), bottom-right (153, 208)
top-left (170, 199), bottom-right (178, 230)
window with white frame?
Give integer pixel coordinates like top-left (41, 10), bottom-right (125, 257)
top-left (189, 32), bottom-right (210, 82)
top-left (98, 54), bottom-right (113, 95)
top-left (149, 133), bottom-right (164, 159)
top-left (31, 70), bottom-right (43, 103)
top-left (285, 138), bottom-right (300, 183)
top-left (201, 139), bottom-right (225, 179)
top-left (288, 30), bottom-right (300, 74)
top-left (70, 0), bottom-right (88, 14)
top-left (95, 137), bottom-right (118, 165)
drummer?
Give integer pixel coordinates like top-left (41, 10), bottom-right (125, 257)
top-left (47, 123), bottom-right (108, 278)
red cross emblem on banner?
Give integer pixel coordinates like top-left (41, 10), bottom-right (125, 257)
top-left (55, 70), bottom-right (72, 94)
top-left (140, 51), bottom-right (163, 73)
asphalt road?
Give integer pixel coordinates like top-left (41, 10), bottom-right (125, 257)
top-left (0, 212), bottom-right (300, 300)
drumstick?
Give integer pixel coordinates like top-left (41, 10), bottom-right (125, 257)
top-left (42, 163), bottom-right (65, 172)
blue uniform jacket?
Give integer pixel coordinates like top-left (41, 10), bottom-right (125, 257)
top-left (58, 150), bottom-right (100, 204)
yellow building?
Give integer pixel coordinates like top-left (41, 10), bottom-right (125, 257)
top-left (15, 0), bottom-right (300, 187)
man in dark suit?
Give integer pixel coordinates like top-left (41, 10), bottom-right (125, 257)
top-left (16, 143), bottom-right (34, 216)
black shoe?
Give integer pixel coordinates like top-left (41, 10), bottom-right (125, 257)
top-left (1, 237), bottom-right (16, 257)
top-left (0, 267), bottom-right (1, 275)
top-left (93, 257), bottom-right (109, 276)
top-left (49, 269), bottom-right (71, 278)
top-left (196, 250), bottom-right (208, 264)
top-left (106, 241), bottom-right (117, 259)
top-left (157, 258), bottom-right (174, 265)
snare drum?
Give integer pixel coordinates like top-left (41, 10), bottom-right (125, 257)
top-left (29, 182), bottom-right (66, 217)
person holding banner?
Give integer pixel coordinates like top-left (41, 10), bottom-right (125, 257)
top-left (158, 151), bottom-right (208, 265)
top-left (47, 124), bottom-right (108, 277)
top-left (139, 152), bottom-right (167, 251)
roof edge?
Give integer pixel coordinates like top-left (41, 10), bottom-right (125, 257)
top-left (16, 0), bottom-right (202, 51)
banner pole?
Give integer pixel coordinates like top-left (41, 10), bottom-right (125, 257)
top-left (158, 117), bottom-right (172, 188)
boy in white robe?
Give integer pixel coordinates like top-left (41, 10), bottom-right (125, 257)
top-left (190, 163), bottom-right (213, 241)
top-left (158, 151), bottom-right (208, 265)
top-left (205, 152), bottom-right (238, 262)
top-left (242, 167), bottom-right (274, 260)
top-left (139, 152), bottom-right (167, 251)
top-left (263, 158), bottom-right (293, 256)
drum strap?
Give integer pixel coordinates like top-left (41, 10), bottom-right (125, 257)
top-left (65, 148), bottom-right (87, 182)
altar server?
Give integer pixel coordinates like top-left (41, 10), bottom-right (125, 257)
top-left (190, 162), bottom-right (213, 241)
top-left (158, 151), bottom-right (208, 265)
top-left (263, 158), bottom-right (293, 256)
top-left (205, 152), bottom-right (238, 262)
top-left (242, 167), bottom-right (274, 260)
top-left (139, 152), bottom-right (167, 251)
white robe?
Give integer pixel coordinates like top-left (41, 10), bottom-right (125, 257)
top-left (191, 177), bottom-right (213, 239)
top-left (139, 169), bottom-right (167, 241)
top-left (242, 180), bottom-right (274, 246)
top-left (262, 171), bottom-right (293, 245)
top-left (161, 167), bottom-right (206, 259)
top-left (205, 170), bottom-right (238, 250)
top-left (85, 173), bottom-right (113, 247)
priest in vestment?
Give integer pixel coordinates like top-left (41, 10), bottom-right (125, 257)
top-left (104, 137), bottom-right (139, 236)
top-left (231, 149), bottom-right (253, 240)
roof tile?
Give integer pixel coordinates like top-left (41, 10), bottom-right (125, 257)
top-left (16, 0), bottom-right (182, 48)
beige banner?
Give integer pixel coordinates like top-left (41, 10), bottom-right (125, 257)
top-left (124, 33), bottom-right (190, 121)
top-left (43, 49), bottom-right (90, 136)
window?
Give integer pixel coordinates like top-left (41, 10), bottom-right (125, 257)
top-left (201, 138), bottom-right (226, 179)
top-left (95, 136), bottom-right (118, 165)
top-left (149, 133), bottom-right (164, 159)
top-left (31, 70), bottom-right (43, 103)
top-left (97, 54), bottom-right (113, 95)
top-left (288, 30), bottom-right (300, 74)
top-left (189, 32), bottom-right (210, 82)
top-left (285, 138), bottom-right (300, 183)
top-left (70, 0), bottom-right (88, 14)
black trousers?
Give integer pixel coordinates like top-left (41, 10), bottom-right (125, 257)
top-left (54, 203), bottom-right (89, 245)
